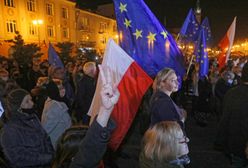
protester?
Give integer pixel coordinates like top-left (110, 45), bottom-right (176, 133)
top-left (74, 61), bottom-right (97, 124)
top-left (1, 89), bottom-right (54, 167)
top-left (150, 68), bottom-right (187, 130)
top-left (41, 79), bottom-right (72, 148)
top-left (139, 121), bottom-right (190, 168)
top-left (215, 63), bottom-right (248, 168)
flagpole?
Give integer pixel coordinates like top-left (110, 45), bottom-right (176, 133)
top-left (186, 53), bottom-right (194, 76)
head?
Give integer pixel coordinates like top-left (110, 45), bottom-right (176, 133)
top-left (142, 121), bottom-right (189, 162)
top-left (6, 89), bottom-right (34, 119)
top-left (154, 68), bottom-right (178, 95)
top-left (0, 69), bottom-right (9, 81)
top-left (83, 62), bottom-right (97, 78)
top-left (241, 63), bottom-right (248, 83)
top-left (52, 126), bottom-right (88, 168)
top-left (222, 70), bottom-right (235, 85)
top-left (49, 66), bottom-right (65, 80)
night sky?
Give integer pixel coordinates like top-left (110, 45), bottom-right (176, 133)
top-left (77, 0), bottom-right (248, 45)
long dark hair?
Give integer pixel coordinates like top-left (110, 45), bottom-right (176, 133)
top-left (52, 125), bottom-right (88, 168)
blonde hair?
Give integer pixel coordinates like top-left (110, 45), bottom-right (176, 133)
top-left (142, 121), bottom-right (181, 162)
top-left (83, 62), bottom-right (96, 76)
top-left (154, 68), bottom-right (175, 91)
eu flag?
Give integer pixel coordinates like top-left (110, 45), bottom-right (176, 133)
top-left (48, 43), bottom-right (64, 68)
top-left (201, 17), bottom-right (212, 43)
top-left (113, 0), bottom-right (185, 81)
top-left (179, 9), bottom-right (200, 43)
top-left (194, 28), bottom-right (209, 77)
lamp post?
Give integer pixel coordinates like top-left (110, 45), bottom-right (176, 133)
top-left (32, 19), bottom-right (43, 46)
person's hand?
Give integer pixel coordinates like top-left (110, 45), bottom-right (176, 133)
top-left (99, 65), bottom-right (120, 110)
top-left (97, 65), bottom-right (120, 127)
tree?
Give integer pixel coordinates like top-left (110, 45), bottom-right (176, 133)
top-left (56, 42), bottom-right (74, 64)
top-left (6, 31), bottom-right (43, 67)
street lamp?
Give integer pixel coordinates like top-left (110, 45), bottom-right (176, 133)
top-left (32, 19), bottom-right (43, 46)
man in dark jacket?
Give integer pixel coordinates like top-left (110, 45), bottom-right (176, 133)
top-left (215, 63), bottom-right (248, 168)
top-left (1, 89), bottom-right (54, 168)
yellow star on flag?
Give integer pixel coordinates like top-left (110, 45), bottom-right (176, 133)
top-left (124, 18), bottom-right (131, 28)
top-left (161, 31), bottom-right (168, 39)
top-left (133, 29), bottom-right (142, 39)
top-left (147, 32), bottom-right (156, 42)
top-left (119, 3), bottom-right (127, 13)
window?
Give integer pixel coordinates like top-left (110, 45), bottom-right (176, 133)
top-left (4, 0), bottom-right (15, 7)
top-left (27, 0), bottom-right (36, 12)
top-left (46, 3), bottom-right (54, 16)
top-left (79, 17), bottom-right (89, 30)
top-left (62, 7), bottom-right (68, 19)
top-left (99, 22), bottom-right (107, 34)
top-left (6, 20), bottom-right (17, 33)
top-left (62, 28), bottom-right (69, 38)
top-left (29, 23), bottom-right (37, 35)
top-left (47, 26), bottom-right (54, 37)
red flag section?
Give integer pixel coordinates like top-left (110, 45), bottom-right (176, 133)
top-left (218, 17), bottom-right (236, 70)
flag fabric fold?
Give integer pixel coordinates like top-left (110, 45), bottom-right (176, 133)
top-left (194, 28), bottom-right (209, 77)
top-left (201, 17), bottom-right (212, 44)
top-left (179, 9), bottom-right (200, 43)
top-left (88, 39), bottom-right (153, 151)
top-left (48, 43), bottom-right (64, 68)
top-left (218, 17), bottom-right (236, 70)
top-left (113, 0), bottom-right (185, 83)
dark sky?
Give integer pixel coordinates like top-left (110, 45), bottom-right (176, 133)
top-left (77, 0), bottom-right (248, 45)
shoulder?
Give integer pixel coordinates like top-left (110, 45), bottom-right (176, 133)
top-left (44, 99), bottom-right (68, 111)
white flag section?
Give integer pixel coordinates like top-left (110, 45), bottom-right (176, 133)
top-left (88, 39), bottom-right (152, 150)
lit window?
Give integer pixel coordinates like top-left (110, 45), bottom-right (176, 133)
top-left (62, 7), bottom-right (68, 19)
top-left (29, 23), bottom-right (37, 35)
top-left (4, 0), bottom-right (14, 7)
top-left (46, 3), bottom-right (54, 16)
top-left (79, 17), bottom-right (89, 30)
top-left (62, 28), bottom-right (69, 38)
top-left (99, 22), bottom-right (107, 33)
top-left (6, 20), bottom-right (17, 33)
top-left (27, 0), bottom-right (36, 12)
top-left (47, 26), bottom-right (54, 37)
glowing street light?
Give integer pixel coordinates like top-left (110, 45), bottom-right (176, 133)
top-left (32, 19), bottom-right (43, 46)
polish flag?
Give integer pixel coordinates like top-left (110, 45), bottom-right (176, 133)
top-left (218, 17), bottom-right (236, 70)
top-left (88, 39), bottom-right (153, 151)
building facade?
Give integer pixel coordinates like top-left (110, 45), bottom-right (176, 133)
top-left (0, 0), bottom-right (117, 57)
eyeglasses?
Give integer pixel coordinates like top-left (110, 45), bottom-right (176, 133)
top-left (179, 136), bottom-right (189, 144)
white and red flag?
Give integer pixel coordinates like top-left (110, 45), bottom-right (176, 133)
top-left (218, 17), bottom-right (236, 70)
top-left (88, 39), bottom-right (153, 151)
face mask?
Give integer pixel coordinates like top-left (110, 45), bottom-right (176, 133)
top-left (227, 79), bottom-right (233, 85)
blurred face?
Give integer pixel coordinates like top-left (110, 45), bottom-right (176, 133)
top-left (162, 73), bottom-right (178, 93)
top-left (176, 130), bottom-right (189, 157)
top-left (53, 69), bottom-right (65, 80)
top-left (20, 95), bottom-right (34, 109)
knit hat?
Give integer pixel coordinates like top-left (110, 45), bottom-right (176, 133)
top-left (6, 89), bottom-right (29, 113)
top-left (241, 63), bottom-right (248, 82)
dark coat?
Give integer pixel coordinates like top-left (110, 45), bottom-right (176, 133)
top-left (150, 91), bottom-right (184, 131)
top-left (215, 84), bottom-right (248, 158)
top-left (1, 112), bottom-right (54, 168)
top-left (74, 75), bottom-right (96, 118)
top-left (69, 118), bottom-right (115, 168)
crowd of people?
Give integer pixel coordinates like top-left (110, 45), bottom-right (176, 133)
top-left (0, 54), bottom-right (248, 168)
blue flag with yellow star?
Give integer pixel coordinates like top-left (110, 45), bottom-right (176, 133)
top-left (201, 17), bottom-right (212, 44)
top-left (194, 28), bottom-right (209, 77)
top-left (113, 0), bottom-right (185, 80)
top-left (179, 9), bottom-right (200, 43)
top-left (48, 43), bottom-right (64, 68)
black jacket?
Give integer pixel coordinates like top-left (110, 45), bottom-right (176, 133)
top-left (1, 112), bottom-right (54, 168)
top-left (69, 118), bottom-right (115, 168)
top-left (215, 84), bottom-right (248, 158)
